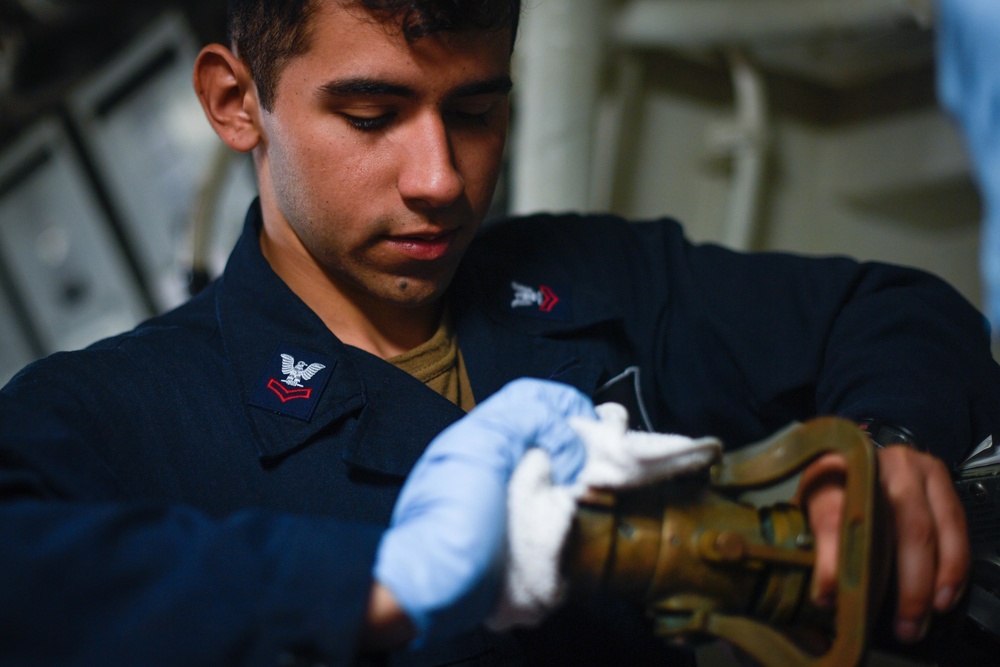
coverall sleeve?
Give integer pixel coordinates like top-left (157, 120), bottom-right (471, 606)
top-left (0, 397), bottom-right (382, 667)
top-left (623, 219), bottom-right (1000, 466)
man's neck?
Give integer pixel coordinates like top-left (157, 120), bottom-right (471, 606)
top-left (259, 227), bottom-right (442, 360)
top-left (313, 292), bottom-right (441, 359)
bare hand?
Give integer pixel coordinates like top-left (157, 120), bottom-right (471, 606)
top-left (797, 446), bottom-right (970, 643)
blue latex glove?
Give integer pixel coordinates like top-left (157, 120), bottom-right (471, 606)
top-left (937, 0), bottom-right (1000, 331)
top-left (373, 378), bottom-right (596, 647)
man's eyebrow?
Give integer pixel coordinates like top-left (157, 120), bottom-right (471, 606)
top-left (319, 78), bottom-right (415, 98)
top-left (450, 76), bottom-right (513, 98)
top-left (317, 76), bottom-right (513, 99)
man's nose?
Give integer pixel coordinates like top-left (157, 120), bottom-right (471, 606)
top-left (397, 113), bottom-right (464, 208)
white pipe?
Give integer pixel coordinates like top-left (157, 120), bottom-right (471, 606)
top-left (590, 53), bottom-right (645, 212)
top-left (511, 0), bottom-right (607, 214)
top-left (719, 50), bottom-right (769, 251)
top-left (613, 0), bottom-right (933, 49)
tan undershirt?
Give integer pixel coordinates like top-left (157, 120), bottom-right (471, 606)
top-left (387, 312), bottom-right (477, 412)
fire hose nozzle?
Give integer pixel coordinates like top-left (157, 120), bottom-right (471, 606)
top-left (564, 418), bottom-right (888, 667)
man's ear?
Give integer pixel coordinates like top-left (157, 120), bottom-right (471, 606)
top-left (193, 44), bottom-right (262, 153)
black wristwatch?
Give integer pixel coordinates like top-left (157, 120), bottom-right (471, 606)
top-left (858, 417), bottom-right (920, 450)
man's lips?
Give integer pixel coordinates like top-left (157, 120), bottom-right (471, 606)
top-left (383, 229), bottom-right (458, 261)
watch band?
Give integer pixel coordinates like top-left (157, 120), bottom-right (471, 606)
top-left (858, 418), bottom-right (920, 450)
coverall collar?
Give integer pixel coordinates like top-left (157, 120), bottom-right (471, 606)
top-left (214, 202), bottom-right (615, 472)
top-left (214, 201), bottom-right (465, 472)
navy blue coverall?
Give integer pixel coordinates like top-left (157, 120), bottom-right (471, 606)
top-left (2, 201), bottom-right (998, 665)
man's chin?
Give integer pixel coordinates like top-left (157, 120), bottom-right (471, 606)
top-left (380, 277), bottom-right (448, 310)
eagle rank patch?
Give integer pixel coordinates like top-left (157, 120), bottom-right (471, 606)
top-left (249, 345), bottom-right (333, 421)
top-left (509, 281), bottom-right (571, 321)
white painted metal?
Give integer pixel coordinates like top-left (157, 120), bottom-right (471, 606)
top-left (510, 0), bottom-right (608, 214)
top-left (67, 12), bottom-right (257, 312)
top-left (613, 0), bottom-right (932, 49)
top-left (718, 50), bottom-right (770, 250)
top-left (511, 0), bottom-right (932, 223)
top-left (590, 53), bottom-right (646, 212)
top-left (0, 119), bottom-right (149, 354)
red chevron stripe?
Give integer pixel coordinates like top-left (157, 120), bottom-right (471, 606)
top-left (267, 378), bottom-right (313, 403)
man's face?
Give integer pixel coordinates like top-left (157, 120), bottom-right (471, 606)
top-left (254, 1), bottom-right (511, 311)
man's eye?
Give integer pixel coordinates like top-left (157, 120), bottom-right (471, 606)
top-left (452, 110), bottom-right (489, 124)
top-left (342, 113), bottom-right (394, 132)
top-left (449, 99), bottom-right (500, 124)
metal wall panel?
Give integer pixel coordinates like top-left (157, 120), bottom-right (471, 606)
top-left (0, 119), bottom-right (149, 354)
top-left (67, 11), bottom-right (257, 311)
top-left (0, 284), bottom-right (36, 386)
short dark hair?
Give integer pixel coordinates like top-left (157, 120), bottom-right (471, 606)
top-left (228, 0), bottom-right (521, 110)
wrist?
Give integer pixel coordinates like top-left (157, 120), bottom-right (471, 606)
top-left (359, 582), bottom-right (416, 652)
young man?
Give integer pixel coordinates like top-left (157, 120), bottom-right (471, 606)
top-left (1, 0), bottom-right (997, 664)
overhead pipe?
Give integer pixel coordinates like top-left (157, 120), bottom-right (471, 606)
top-left (613, 0), bottom-right (934, 49)
top-left (512, 0), bottom-right (930, 224)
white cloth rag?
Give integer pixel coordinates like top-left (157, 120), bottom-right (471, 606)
top-left (487, 402), bottom-right (722, 631)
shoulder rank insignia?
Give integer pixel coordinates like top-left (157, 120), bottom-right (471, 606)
top-left (249, 345), bottom-right (333, 421)
top-left (509, 281), bottom-right (571, 321)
